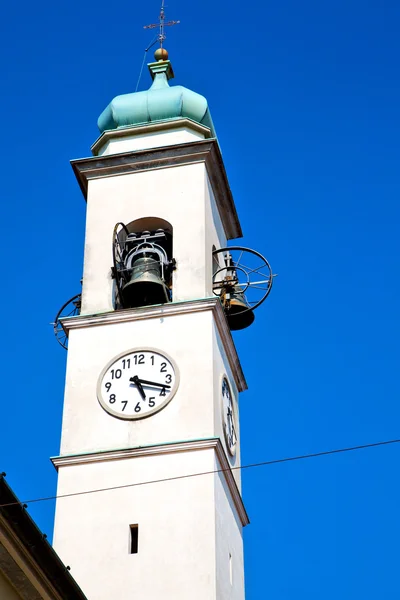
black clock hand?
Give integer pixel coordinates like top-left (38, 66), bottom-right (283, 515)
top-left (131, 376), bottom-right (146, 400)
top-left (130, 377), bottom-right (171, 389)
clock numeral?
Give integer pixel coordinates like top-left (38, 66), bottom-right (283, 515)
top-left (134, 354), bottom-right (145, 365)
top-left (228, 424), bottom-right (237, 445)
top-left (101, 352), bottom-right (177, 418)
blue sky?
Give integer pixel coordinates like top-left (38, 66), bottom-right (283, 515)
top-left (1, 0), bottom-right (400, 598)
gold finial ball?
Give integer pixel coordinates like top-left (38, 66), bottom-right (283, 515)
top-left (154, 47), bottom-right (169, 61)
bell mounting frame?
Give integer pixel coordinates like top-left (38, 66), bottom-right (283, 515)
top-left (53, 293), bottom-right (82, 349)
top-left (112, 222), bottom-right (174, 309)
top-left (212, 246), bottom-right (274, 319)
top-left (112, 222), bottom-right (131, 308)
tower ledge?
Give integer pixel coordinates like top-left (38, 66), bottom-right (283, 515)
top-left (51, 438), bottom-right (250, 528)
top-left (60, 297), bottom-right (247, 392)
top-left (71, 138), bottom-right (243, 240)
top-left (91, 117), bottom-right (212, 156)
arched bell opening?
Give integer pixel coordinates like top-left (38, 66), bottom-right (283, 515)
top-left (112, 218), bottom-right (175, 310)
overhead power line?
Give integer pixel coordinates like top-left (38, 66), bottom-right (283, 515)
top-left (1, 438), bottom-right (399, 509)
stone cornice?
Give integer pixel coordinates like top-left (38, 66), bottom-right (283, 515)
top-left (91, 118), bottom-right (212, 156)
top-left (51, 438), bottom-right (250, 528)
top-left (71, 138), bottom-right (242, 240)
top-left (60, 297), bottom-right (247, 392)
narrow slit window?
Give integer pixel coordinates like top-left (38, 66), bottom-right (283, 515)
top-left (130, 525), bottom-right (139, 554)
top-left (229, 553), bottom-right (233, 585)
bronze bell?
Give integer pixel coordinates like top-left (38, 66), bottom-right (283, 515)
top-left (122, 256), bottom-right (170, 308)
top-left (224, 288), bottom-right (255, 331)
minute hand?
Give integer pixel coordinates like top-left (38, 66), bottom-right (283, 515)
top-left (134, 378), bottom-right (171, 389)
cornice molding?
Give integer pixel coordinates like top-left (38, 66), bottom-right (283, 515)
top-left (91, 118), bottom-right (212, 156)
top-left (60, 297), bottom-right (247, 392)
top-left (52, 438), bottom-right (250, 528)
top-left (71, 138), bottom-right (242, 240)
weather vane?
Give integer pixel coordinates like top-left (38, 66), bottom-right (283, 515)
top-left (144, 0), bottom-right (180, 49)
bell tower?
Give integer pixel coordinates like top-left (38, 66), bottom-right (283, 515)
top-left (52, 41), bottom-right (273, 600)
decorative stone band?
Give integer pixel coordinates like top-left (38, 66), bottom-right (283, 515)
top-left (71, 138), bottom-right (242, 240)
top-left (51, 437), bottom-right (250, 528)
top-left (91, 117), bottom-right (213, 156)
top-left (60, 297), bottom-right (247, 392)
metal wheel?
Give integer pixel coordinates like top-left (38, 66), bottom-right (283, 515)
top-left (212, 246), bottom-right (274, 316)
top-left (53, 294), bottom-right (81, 349)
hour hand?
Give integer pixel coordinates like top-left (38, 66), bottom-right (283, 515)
top-left (130, 375), bottom-right (146, 400)
top-left (135, 378), bottom-right (171, 389)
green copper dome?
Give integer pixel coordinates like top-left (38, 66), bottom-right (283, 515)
top-left (97, 59), bottom-right (216, 137)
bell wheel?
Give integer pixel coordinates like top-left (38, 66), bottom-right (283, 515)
top-left (212, 246), bottom-right (274, 318)
top-left (53, 294), bottom-right (81, 349)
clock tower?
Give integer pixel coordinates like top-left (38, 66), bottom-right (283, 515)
top-left (52, 45), bottom-right (272, 600)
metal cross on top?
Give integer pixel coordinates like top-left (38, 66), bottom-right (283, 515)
top-left (144, 0), bottom-right (180, 48)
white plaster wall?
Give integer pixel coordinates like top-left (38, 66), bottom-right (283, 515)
top-left (204, 173), bottom-right (227, 296)
top-left (53, 449), bottom-right (218, 600)
top-left (0, 571), bottom-right (21, 600)
top-left (81, 162), bottom-right (216, 315)
top-left (60, 310), bottom-right (216, 456)
top-left (97, 127), bottom-right (205, 156)
top-left (214, 458), bottom-right (245, 600)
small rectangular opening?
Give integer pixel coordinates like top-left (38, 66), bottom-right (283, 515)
top-left (130, 524), bottom-right (139, 554)
top-left (229, 553), bottom-right (233, 585)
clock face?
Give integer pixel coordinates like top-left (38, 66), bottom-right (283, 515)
top-left (97, 349), bottom-right (179, 420)
top-left (222, 377), bottom-right (237, 456)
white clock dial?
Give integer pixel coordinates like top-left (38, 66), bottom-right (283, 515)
top-left (97, 349), bottom-right (179, 420)
top-left (222, 377), bottom-right (237, 456)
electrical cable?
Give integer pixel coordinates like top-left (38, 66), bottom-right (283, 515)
top-left (135, 51), bottom-right (148, 92)
top-left (135, 35), bottom-right (159, 92)
top-left (1, 437), bottom-right (399, 509)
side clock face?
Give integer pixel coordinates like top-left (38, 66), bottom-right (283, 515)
top-left (97, 349), bottom-right (179, 420)
top-left (222, 377), bottom-right (237, 456)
